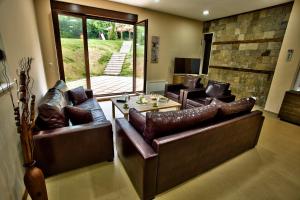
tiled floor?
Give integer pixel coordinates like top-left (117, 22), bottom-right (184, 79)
top-left (44, 102), bottom-right (300, 200)
top-left (67, 76), bottom-right (144, 95)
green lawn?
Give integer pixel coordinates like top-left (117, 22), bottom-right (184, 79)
top-left (61, 38), bottom-right (127, 81)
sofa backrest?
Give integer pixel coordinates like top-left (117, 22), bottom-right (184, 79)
top-left (205, 80), bottom-right (230, 97)
top-left (183, 75), bottom-right (202, 89)
top-left (143, 105), bottom-right (218, 143)
top-left (35, 81), bottom-right (69, 130)
top-left (152, 110), bottom-right (264, 193)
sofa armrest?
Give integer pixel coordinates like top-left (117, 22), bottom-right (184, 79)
top-left (116, 118), bottom-right (158, 200)
top-left (33, 121), bottom-right (114, 176)
top-left (182, 88), bottom-right (206, 108)
top-left (85, 89), bottom-right (93, 99)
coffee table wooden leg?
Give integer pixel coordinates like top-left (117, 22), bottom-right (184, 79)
top-left (112, 102), bottom-right (115, 119)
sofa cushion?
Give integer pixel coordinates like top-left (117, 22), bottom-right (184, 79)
top-left (205, 81), bottom-right (229, 98)
top-left (76, 98), bottom-right (108, 123)
top-left (36, 88), bottom-right (68, 130)
top-left (187, 97), bottom-right (212, 107)
top-left (211, 97), bottom-right (256, 117)
top-left (129, 108), bottom-right (146, 134)
top-left (53, 80), bottom-right (68, 92)
top-left (183, 76), bottom-right (201, 89)
top-left (207, 80), bottom-right (230, 91)
top-left (65, 106), bottom-right (93, 125)
top-left (68, 86), bottom-right (88, 105)
top-left (144, 105), bottom-right (218, 143)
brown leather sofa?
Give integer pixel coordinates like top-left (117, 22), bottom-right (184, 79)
top-left (182, 80), bottom-right (236, 109)
top-left (116, 98), bottom-right (264, 200)
top-left (164, 75), bottom-right (203, 104)
top-left (33, 81), bottom-right (114, 177)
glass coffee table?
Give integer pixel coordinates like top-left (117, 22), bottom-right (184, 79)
top-left (111, 95), bottom-right (181, 119)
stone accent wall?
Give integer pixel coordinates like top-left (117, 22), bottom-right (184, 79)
top-left (203, 3), bottom-right (293, 106)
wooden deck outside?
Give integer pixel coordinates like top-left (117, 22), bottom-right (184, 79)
top-left (66, 75), bottom-right (143, 95)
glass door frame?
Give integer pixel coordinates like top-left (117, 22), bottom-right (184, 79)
top-left (51, 1), bottom-right (147, 96)
top-left (134, 19), bottom-right (148, 93)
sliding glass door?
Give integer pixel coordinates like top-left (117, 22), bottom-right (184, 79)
top-left (87, 18), bottom-right (134, 95)
top-left (58, 14), bottom-right (87, 89)
top-left (54, 10), bottom-right (147, 96)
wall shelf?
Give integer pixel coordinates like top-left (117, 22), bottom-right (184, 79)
top-left (212, 38), bottom-right (283, 45)
top-left (209, 65), bottom-right (274, 75)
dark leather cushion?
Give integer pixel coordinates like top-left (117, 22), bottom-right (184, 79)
top-left (144, 105), bottom-right (218, 143)
top-left (65, 106), bottom-right (93, 125)
top-left (187, 97), bottom-right (212, 107)
top-left (211, 97), bottom-right (256, 117)
top-left (129, 108), bottom-right (146, 134)
top-left (76, 98), bottom-right (108, 123)
top-left (183, 76), bottom-right (201, 89)
top-left (205, 83), bottom-right (228, 98)
top-left (36, 88), bottom-right (69, 130)
top-left (68, 86), bottom-right (88, 105)
top-left (207, 80), bottom-right (230, 90)
top-left (53, 80), bottom-right (68, 92)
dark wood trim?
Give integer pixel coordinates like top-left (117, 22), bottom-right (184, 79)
top-left (209, 65), bottom-right (274, 75)
top-left (143, 19), bottom-right (148, 93)
top-left (205, 1), bottom-right (294, 22)
top-left (51, 9), bottom-right (65, 81)
top-left (134, 19), bottom-right (148, 93)
top-left (213, 38), bottom-right (283, 45)
top-left (51, 0), bottom-right (138, 24)
top-left (133, 25), bottom-right (137, 93)
top-left (82, 16), bottom-right (91, 89)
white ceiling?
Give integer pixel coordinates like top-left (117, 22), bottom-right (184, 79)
top-left (109, 0), bottom-right (293, 21)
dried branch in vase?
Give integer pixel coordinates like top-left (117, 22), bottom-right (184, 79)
top-left (2, 56), bottom-right (48, 200)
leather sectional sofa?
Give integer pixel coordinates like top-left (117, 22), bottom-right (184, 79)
top-left (116, 97), bottom-right (264, 200)
top-left (33, 81), bottom-right (114, 177)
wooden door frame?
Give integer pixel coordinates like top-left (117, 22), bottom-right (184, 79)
top-left (134, 19), bottom-right (148, 93)
top-left (51, 1), bottom-right (150, 96)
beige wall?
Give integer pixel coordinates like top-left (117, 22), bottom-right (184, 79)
top-left (265, 0), bottom-right (300, 113)
top-left (0, 0), bottom-right (47, 198)
top-left (34, 0), bottom-right (203, 87)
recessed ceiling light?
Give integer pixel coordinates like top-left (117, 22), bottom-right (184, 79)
top-left (154, 0), bottom-right (160, 3)
top-left (203, 10), bottom-right (209, 16)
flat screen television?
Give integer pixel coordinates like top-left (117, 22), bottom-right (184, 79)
top-left (174, 57), bottom-right (200, 74)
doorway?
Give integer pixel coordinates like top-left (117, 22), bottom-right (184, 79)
top-left (202, 33), bottom-right (213, 74)
top-left (52, 1), bottom-right (148, 96)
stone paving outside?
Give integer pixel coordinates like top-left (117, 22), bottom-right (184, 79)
top-left (67, 75), bottom-right (143, 95)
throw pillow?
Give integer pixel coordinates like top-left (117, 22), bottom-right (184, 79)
top-left (206, 84), bottom-right (227, 97)
top-left (36, 88), bottom-right (69, 130)
top-left (129, 108), bottom-right (146, 134)
top-left (64, 106), bottom-right (93, 125)
top-left (143, 104), bottom-right (218, 143)
top-left (68, 86), bottom-right (88, 105)
top-left (210, 97), bottom-right (256, 117)
top-left (183, 76), bottom-right (201, 89)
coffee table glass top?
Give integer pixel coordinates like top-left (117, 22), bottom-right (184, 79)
top-left (111, 94), bottom-right (181, 115)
